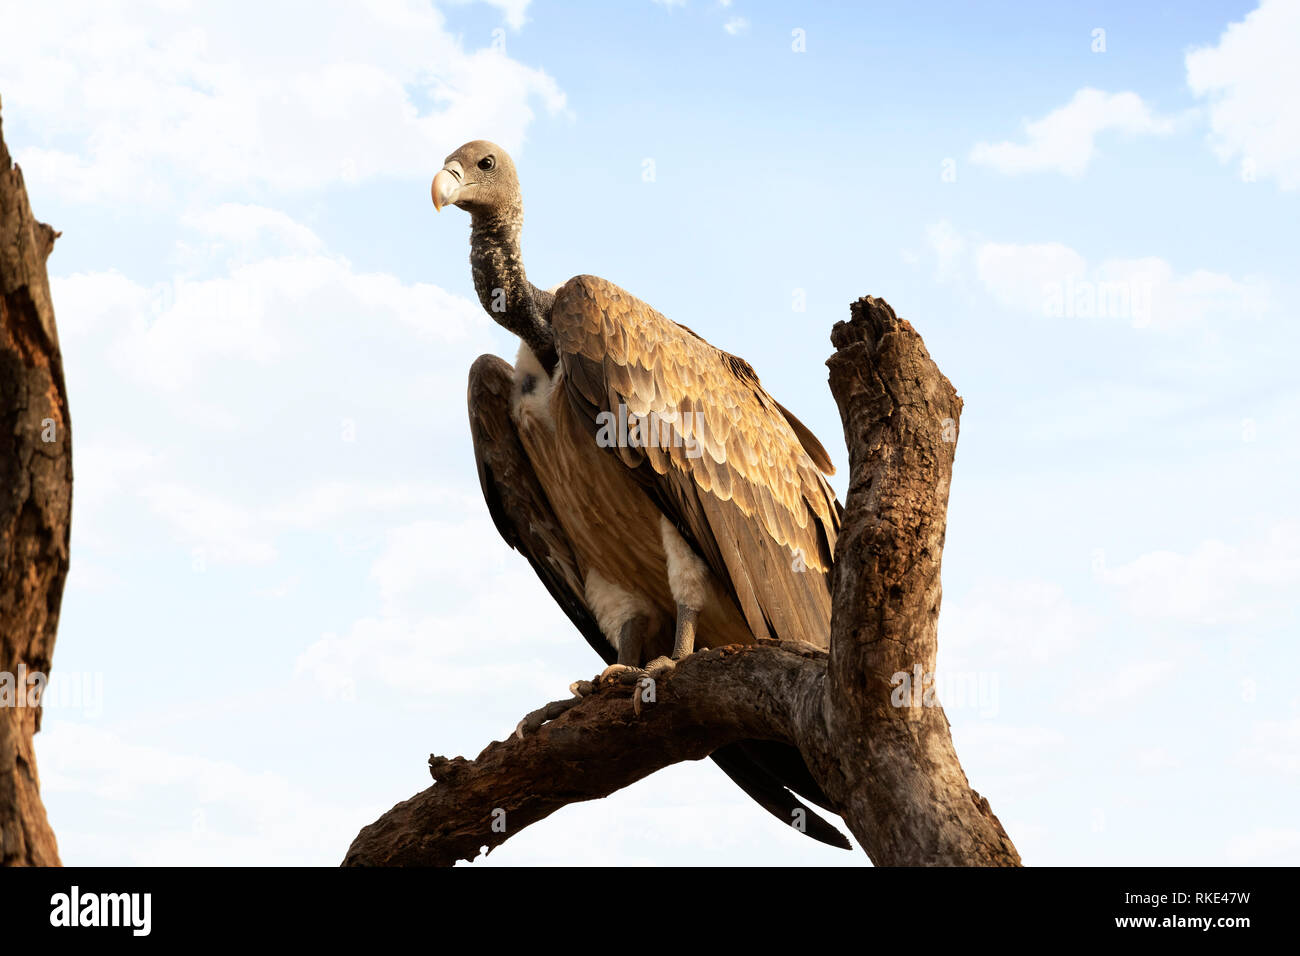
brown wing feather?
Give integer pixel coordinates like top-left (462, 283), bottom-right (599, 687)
top-left (774, 399), bottom-right (836, 476)
top-left (467, 354), bottom-right (611, 663)
top-left (550, 275), bottom-right (840, 646)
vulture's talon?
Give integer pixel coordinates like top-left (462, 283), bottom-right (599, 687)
top-left (630, 673), bottom-right (659, 716)
top-left (513, 696), bottom-right (580, 739)
top-left (569, 679), bottom-right (596, 697)
top-left (597, 663), bottom-right (645, 685)
top-left (645, 656), bottom-right (677, 678)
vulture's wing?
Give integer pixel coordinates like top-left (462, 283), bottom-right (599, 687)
top-left (550, 276), bottom-right (840, 646)
top-left (468, 354), bottom-right (611, 664)
top-left (467, 353), bottom-right (849, 850)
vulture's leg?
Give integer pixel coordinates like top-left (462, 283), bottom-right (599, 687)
top-left (645, 517), bottom-right (709, 676)
top-left (671, 603), bottom-right (700, 659)
top-left (645, 602), bottom-right (698, 676)
top-left (594, 614), bottom-right (649, 683)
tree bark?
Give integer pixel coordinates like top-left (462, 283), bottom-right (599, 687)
top-left (0, 99), bottom-right (70, 867)
top-left (345, 294), bottom-right (1019, 867)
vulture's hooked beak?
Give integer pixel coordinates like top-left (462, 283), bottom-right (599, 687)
top-left (432, 160), bottom-right (465, 211)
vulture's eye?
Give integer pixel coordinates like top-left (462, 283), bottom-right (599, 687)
top-left (478, 156), bottom-right (495, 171)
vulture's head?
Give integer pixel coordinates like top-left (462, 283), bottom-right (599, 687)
top-left (431, 140), bottom-right (520, 217)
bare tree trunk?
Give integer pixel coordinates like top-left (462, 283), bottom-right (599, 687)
top-left (0, 99), bottom-right (70, 867)
top-left (817, 296), bottom-right (1019, 864)
top-left (345, 296), bottom-right (1019, 867)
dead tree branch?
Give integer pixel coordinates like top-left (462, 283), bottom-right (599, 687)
top-left (344, 642), bottom-right (825, 866)
top-left (0, 98), bottom-right (71, 867)
top-left (344, 296), bottom-right (1020, 867)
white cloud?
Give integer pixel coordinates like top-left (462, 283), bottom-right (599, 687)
top-left (948, 722), bottom-right (1068, 792)
top-left (143, 482), bottom-right (278, 566)
top-left (125, 480), bottom-right (476, 570)
top-left (1240, 715), bottom-right (1300, 776)
top-left (1000, 381), bottom-right (1194, 444)
top-left (1132, 747), bottom-right (1181, 771)
top-left (1102, 524), bottom-right (1300, 629)
top-left (181, 203), bottom-right (324, 253)
top-left (940, 578), bottom-right (1094, 668)
top-left (925, 220), bottom-right (968, 284)
top-left (0, 0), bottom-right (567, 204)
top-left (1187, 0), bottom-right (1300, 190)
top-left (970, 88), bottom-right (1175, 177)
top-left (1226, 826), bottom-right (1300, 865)
top-left (927, 221), bottom-right (1270, 330)
top-left (975, 240), bottom-right (1087, 312)
top-left (294, 513), bottom-right (589, 702)
top-left (368, 518), bottom-right (503, 607)
top-left (455, 0), bottom-right (533, 30)
top-left (38, 721), bottom-right (367, 865)
top-left (72, 441), bottom-right (162, 513)
top-left (724, 17), bottom-right (749, 35)
top-left (264, 482), bottom-right (467, 531)
top-left (1062, 658), bottom-right (1178, 714)
top-left (105, 266), bottom-right (282, 390)
top-left (49, 268), bottom-right (152, 341)
top-left (55, 235), bottom-right (488, 394)
top-left (294, 604), bottom-right (572, 704)
top-left (952, 723), bottom-right (1066, 764)
top-left (49, 203), bottom-right (501, 574)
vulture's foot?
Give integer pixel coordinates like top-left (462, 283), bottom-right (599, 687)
top-left (593, 663), bottom-right (647, 685)
top-left (596, 662), bottom-right (668, 716)
top-left (514, 663), bottom-right (653, 739)
top-left (629, 657), bottom-right (677, 715)
top-left (643, 656), bottom-right (678, 677)
top-left (593, 657), bottom-right (679, 715)
top-left (520, 632), bottom-right (691, 734)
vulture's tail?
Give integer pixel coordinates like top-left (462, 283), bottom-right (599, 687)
top-left (710, 742), bottom-right (852, 850)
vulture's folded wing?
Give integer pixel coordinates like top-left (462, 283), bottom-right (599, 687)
top-left (550, 275), bottom-right (840, 646)
top-left (468, 353), bottom-right (612, 663)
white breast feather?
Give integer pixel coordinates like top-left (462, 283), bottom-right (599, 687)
top-left (511, 342), bottom-right (557, 431)
top-left (659, 515), bottom-right (713, 610)
top-left (584, 569), bottom-right (657, 652)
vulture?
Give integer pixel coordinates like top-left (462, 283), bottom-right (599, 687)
top-left (435, 140), bottom-right (849, 849)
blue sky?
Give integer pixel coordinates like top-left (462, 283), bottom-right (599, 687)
top-left (1, 0), bottom-right (1296, 865)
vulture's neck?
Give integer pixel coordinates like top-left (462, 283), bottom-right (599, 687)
top-left (469, 208), bottom-right (558, 374)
